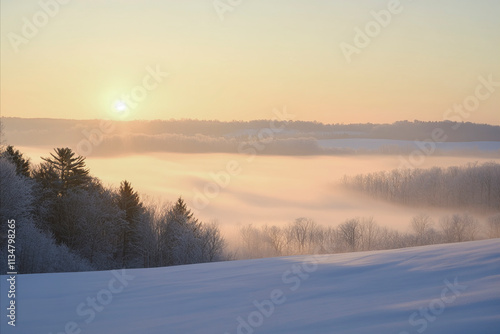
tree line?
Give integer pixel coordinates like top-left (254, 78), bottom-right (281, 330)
top-left (238, 213), bottom-right (500, 259)
top-left (342, 162), bottom-right (500, 211)
top-left (0, 146), bottom-right (226, 274)
top-left (5, 118), bottom-right (500, 146)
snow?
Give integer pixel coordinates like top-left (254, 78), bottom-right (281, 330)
top-left (318, 139), bottom-right (500, 152)
top-left (2, 239), bottom-right (499, 334)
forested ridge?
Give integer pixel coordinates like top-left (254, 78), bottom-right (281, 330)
top-left (4, 118), bottom-right (500, 143)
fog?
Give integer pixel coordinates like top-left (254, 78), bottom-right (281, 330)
top-left (9, 117), bottom-right (499, 253)
top-left (18, 145), bottom-right (500, 249)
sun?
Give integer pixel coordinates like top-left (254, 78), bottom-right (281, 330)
top-left (113, 100), bottom-right (128, 114)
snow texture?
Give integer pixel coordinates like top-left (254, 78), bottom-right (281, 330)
top-left (1, 239), bottom-right (499, 334)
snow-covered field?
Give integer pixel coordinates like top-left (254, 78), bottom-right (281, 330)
top-left (2, 240), bottom-right (499, 334)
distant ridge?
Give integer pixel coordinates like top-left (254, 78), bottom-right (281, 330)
top-left (2, 118), bottom-right (500, 157)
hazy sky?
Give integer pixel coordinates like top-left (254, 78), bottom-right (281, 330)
top-left (1, 0), bottom-right (499, 124)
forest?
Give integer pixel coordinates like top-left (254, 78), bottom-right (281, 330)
top-left (0, 146), bottom-right (226, 274)
top-left (1, 146), bottom-right (499, 273)
top-left (342, 162), bottom-right (500, 211)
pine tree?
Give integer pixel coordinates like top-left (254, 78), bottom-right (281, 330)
top-left (2, 145), bottom-right (30, 177)
top-left (41, 148), bottom-right (90, 194)
top-left (162, 197), bottom-right (203, 265)
top-left (171, 196), bottom-right (200, 236)
top-left (172, 197), bottom-right (195, 222)
top-left (118, 180), bottom-right (144, 267)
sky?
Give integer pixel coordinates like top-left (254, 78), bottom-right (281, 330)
top-left (1, 0), bottom-right (499, 124)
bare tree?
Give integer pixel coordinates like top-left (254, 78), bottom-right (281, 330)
top-left (411, 213), bottom-right (434, 245)
top-left (240, 224), bottom-right (269, 258)
top-left (320, 227), bottom-right (339, 254)
top-left (487, 214), bottom-right (500, 238)
top-left (262, 225), bottom-right (286, 256)
top-left (343, 163), bottom-right (500, 211)
top-left (440, 213), bottom-right (479, 243)
top-left (338, 218), bottom-right (361, 252)
top-left (287, 217), bottom-right (317, 254)
top-left (359, 217), bottom-right (379, 250)
top-left (200, 221), bottom-right (226, 262)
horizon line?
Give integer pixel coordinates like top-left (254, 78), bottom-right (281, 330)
top-left (2, 116), bottom-right (500, 127)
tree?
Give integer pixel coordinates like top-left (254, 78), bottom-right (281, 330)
top-left (134, 205), bottom-right (161, 268)
top-left (72, 186), bottom-right (126, 269)
top-left (172, 197), bottom-right (196, 223)
top-left (338, 218), bottom-right (361, 252)
top-left (263, 225), bottom-right (286, 256)
top-left (410, 214), bottom-right (434, 246)
top-left (342, 163), bottom-right (500, 211)
top-left (240, 224), bottom-right (265, 258)
top-left (440, 213), bottom-right (479, 243)
top-left (2, 145), bottom-right (30, 177)
top-left (41, 147), bottom-right (90, 194)
top-left (320, 227), bottom-right (340, 254)
top-left (134, 199), bottom-right (214, 268)
top-left (359, 217), bottom-right (380, 250)
top-left (199, 221), bottom-right (226, 262)
top-left (168, 197), bottom-right (202, 264)
top-left (30, 162), bottom-right (62, 234)
top-left (31, 161), bottom-right (59, 190)
top-left (287, 217), bottom-right (318, 254)
top-left (0, 158), bottom-right (92, 274)
top-left (117, 180), bottom-right (144, 267)
top-left (487, 214), bottom-right (500, 238)
top-left (31, 148), bottom-right (90, 244)
top-left (0, 158), bottom-right (33, 233)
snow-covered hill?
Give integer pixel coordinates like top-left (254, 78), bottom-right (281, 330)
top-left (1, 240), bottom-right (499, 334)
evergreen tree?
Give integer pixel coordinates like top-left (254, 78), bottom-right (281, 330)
top-left (32, 162), bottom-right (59, 190)
top-left (171, 197), bottom-right (201, 243)
top-left (2, 145), bottom-right (30, 177)
top-left (161, 197), bottom-right (203, 265)
top-left (40, 148), bottom-right (90, 194)
top-left (172, 197), bottom-right (197, 225)
top-left (117, 180), bottom-right (144, 267)
top-left (31, 148), bottom-right (90, 244)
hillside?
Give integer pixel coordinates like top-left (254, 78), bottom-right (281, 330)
top-left (1, 240), bottom-right (499, 334)
top-left (2, 118), bottom-right (500, 157)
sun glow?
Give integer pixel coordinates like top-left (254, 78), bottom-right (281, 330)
top-left (113, 100), bottom-right (128, 114)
